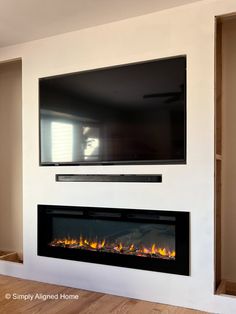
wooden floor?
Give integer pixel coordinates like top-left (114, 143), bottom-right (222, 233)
top-left (0, 275), bottom-right (209, 314)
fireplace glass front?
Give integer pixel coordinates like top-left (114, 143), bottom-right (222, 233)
top-left (38, 205), bottom-right (189, 275)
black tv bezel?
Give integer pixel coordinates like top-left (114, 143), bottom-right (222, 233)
top-left (39, 55), bottom-right (187, 167)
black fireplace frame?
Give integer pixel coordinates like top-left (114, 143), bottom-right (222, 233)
top-left (38, 204), bottom-right (190, 276)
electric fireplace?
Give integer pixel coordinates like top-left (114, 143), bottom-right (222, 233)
top-left (38, 205), bottom-right (189, 275)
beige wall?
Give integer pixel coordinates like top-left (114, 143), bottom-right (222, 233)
top-left (222, 18), bottom-right (236, 281)
top-left (0, 60), bottom-right (22, 254)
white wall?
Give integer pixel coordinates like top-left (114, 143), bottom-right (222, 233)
top-left (1, 0), bottom-right (236, 313)
top-left (0, 60), bottom-right (22, 253)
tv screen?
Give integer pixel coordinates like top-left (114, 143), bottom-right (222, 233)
top-left (39, 56), bottom-right (186, 165)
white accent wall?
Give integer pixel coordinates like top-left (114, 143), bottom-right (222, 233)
top-left (0, 0), bottom-right (236, 312)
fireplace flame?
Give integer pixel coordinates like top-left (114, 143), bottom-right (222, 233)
top-left (79, 236), bottom-right (83, 247)
top-left (170, 250), bottom-right (176, 258)
top-left (129, 244), bottom-right (135, 251)
top-left (97, 239), bottom-right (105, 249)
top-left (49, 236), bottom-right (175, 260)
top-left (114, 243), bottom-right (123, 252)
top-left (151, 244), bottom-right (156, 254)
top-left (158, 248), bottom-right (167, 256)
top-left (90, 241), bottom-right (98, 249)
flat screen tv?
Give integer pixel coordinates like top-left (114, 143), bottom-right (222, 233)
top-left (39, 56), bottom-right (186, 166)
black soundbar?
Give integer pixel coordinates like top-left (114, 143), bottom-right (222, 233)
top-left (56, 174), bottom-right (162, 183)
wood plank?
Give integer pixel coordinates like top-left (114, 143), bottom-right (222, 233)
top-left (215, 17), bottom-right (222, 156)
top-left (216, 279), bottom-right (236, 297)
top-left (0, 275), bottom-right (209, 313)
top-left (0, 252), bottom-right (18, 262)
top-left (215, 16), bottom-right (222, 289)
top-left (215, 158), bottom-right (222, 288)
top-left (0, 251), bottom-right (22, 263)
top-left (225, 281), bottom-right (236, 296)
top-left (216, 279), bottom-right (226, 295)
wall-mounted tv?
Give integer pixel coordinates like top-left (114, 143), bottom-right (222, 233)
top-left (39, 56), bottom-right (186, 166)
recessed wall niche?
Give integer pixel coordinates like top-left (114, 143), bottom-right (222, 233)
top-left (0, 59), bottom-right (23, 263)
top-left (216, 13), bottom-right (236, 296)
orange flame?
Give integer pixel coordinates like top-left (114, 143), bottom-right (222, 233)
top-left (79, 236), bottom-right (83, 246)
top-left (114, 243), bottom-right (123, 252)
top-left (90, 241), bottom-right (98, 249)
top-left (129, 244), bottom-right (135, 251)
top-left (97, 239), bottom-right (105, 249)
top-left (169, 250), bottom-right (176, 257)
top-left (64, 238), bottom-right (77, 245)
top-left (50, 236), bottom-right (175, 260)
top-left (158, 248), bottom-right (167, 256)
top-left (151, 244), bottom-right (156, 254)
